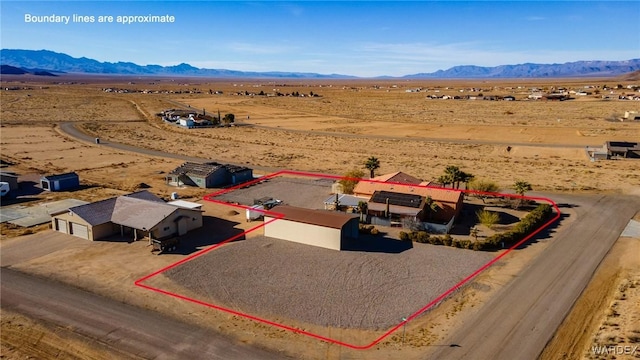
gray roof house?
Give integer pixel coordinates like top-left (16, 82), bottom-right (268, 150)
top-left (50, 190), bottom-right (203, 241)
top-left (166, 162), bottom-right (253, 188)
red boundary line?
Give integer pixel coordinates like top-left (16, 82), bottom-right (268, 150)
top-left (135, 170), bottom-right (561, 350)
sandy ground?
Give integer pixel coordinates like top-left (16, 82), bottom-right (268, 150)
top-left (1, 76), bottom-right (639, 359)
top-left (539, 229), bottom-right (640, 360)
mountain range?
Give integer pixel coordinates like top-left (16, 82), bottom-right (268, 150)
top-left (2, 49), bottom-right (639, 79)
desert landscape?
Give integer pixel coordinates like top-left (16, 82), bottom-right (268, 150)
top-left (1, 73), bottom-right (640, 359)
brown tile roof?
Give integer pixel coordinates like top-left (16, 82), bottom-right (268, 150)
top-left (267, 205), bottom-right (358, 229)
top-left (354, 182), bottom-right (462, 204)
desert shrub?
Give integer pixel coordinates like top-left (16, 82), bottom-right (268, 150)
top-left (458, 240), bottom-right (473, 249)
top-left (469, 179), bottom-right (500, 203)
top-left (472, 241), bottom-right (486, 251)
top-left (441, 234), bottom-right (453, 246)
top-left (477, 209), bottom-right (500, 229)
top-left (358, 224), bottom-right (376, 234)
top-left (370, 228), bottom-right (379, 235)
top-left (415, 231), bottom-right (430, 243)
top-left (399, 231), bottom-right (409, 241)
top-left (339, 169), bottom-right (365, 194)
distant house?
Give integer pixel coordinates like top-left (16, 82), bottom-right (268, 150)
top-left (503, 95), bottom-right (516, 101)
top-left (49, 190), bottom-right (203, 241)
top-left (605, 141), bottom-right (640, 159)
top-left (263, 205), bottom-right (359, 251)
top-left (167, 162), bottom-right (253, 188)
top-left (41, 172), bottom-right (79, 192)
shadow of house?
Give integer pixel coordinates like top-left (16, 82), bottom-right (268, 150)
top-left (166, 162), bottom-right (253, 188)
top-left (168, 215), bottom-right (245, 255)
top-left (515, 211), bottom-right (568, 250)
top-left (342, 234), bottom-right (413, 254)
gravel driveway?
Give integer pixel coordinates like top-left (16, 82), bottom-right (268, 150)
top-left (166, 235), bottom-right (493, 330)
top-left (213, 176), bottom-right (335, 209)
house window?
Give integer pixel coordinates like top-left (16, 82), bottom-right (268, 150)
top-left (192, 217), bottom-right (196, 221)
top-left (163, 226), bottom-right (170, 231)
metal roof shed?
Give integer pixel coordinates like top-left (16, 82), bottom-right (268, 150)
top-left (263, 205), bottom-right (359, 251)
top-left (40, 172), bottom-right (80, 192)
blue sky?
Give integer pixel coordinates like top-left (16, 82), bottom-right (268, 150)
top-left (1, 1), bottom-right (639, 77)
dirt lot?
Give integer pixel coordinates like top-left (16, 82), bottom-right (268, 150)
top-left (1, 75), bottom-right (639, 359)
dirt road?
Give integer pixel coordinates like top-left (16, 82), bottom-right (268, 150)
top-left (0, 268), bottom-right (288, 360)
top-left (58, 122), bottom-right (278, 174)
top-left (426, 194), bottom-right (640, 360)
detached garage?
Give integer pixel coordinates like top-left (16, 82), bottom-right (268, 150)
top-left (263, 205), bottom-right (359, 251)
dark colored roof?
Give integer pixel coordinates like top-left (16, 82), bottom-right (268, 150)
top-left (369, 190), bottom-right (424, 208)
top-left (169, 161), bottom-right (251, 177)
top-left (42, 172), bottom-right (78, 181)
top-left (224, 164), bottom-right (252, 174)
top-left (65, 190), bottom-right (164, 226)
top-left (169, 162), bottom-right (222, 177)
top-left (607, 141), bottom-right (640, 151)
top-left (68, 197), bottom-right (117, 226)
top-left (124, 190), bottom-right (164, 202)
top-left (267, 205), bottom-right (358, 229)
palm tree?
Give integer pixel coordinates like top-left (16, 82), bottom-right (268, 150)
top-left (437, 174), bottom-right (453, 188)
top-left (357, 201), bottom-right (368, 223)
top-left (444, 166), bottom-right (462, 188)
top-left (364, 156), bottom-right (380, 178)
top-left (424, 196), bottom-right (441, 221)
top-left (461, 171), bottom-right (475, 190)
top-left (513, 180), bottom-right (533, 209)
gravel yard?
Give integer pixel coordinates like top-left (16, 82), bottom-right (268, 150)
top-left (165, 235), bottom-right (494, 330)
top-left (213, 176), bottom-right (335, 209)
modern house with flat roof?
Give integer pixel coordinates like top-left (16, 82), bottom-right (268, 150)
top-left (263, 205), bottom-right (359, 251)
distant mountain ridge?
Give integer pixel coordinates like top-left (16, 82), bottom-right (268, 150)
top-left (404, 60), bottom-right (640, 79)
top-left (1, 49), bottom-right (639, 79)
top-left (0, 49), bottom-right (355, 79)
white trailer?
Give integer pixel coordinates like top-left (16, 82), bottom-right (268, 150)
top-left (246, 205), bottom-right (265, 222)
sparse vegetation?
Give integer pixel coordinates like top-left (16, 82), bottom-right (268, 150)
top-left (477, 209), bottom-right (500, 229)
top-left (338, 168), bottom-right (364, 194)
top-left (469, 179), bottom-right (500, 203)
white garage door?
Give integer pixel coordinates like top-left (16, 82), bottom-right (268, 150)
top-left (55, 219), bottom-right (68, 234)
top-left (70, 222), bottom-right (89, 240)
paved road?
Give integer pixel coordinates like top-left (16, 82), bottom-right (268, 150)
top-left (0, 268), bottom-right (288, 360)
top-left (427, 193), bottom-right (640, 360)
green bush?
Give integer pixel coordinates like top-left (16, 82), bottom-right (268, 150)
top-left (416, 231), bottom-right (430, 243)
top-left (441, 234), bottom-right (453, 246)
top-left (483, 203), bottom-right (553, 250)
top-left (370, 228), bottom-right (379, 235)
top-left (399, 231), bottom-right (409, 241)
